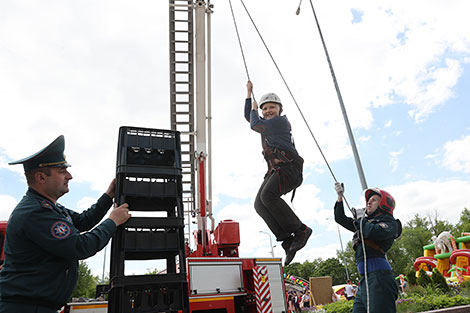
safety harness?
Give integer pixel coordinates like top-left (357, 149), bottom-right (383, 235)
top-left (353, 218), bottom-right (402, 254)
top-left (261, 135), bottom-right (304, 199)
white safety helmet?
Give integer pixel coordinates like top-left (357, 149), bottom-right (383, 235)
top-left (259, 92), bottom-right (282, 110)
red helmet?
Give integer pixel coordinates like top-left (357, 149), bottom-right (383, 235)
top-left (365, 188), bottom-right (395, 215)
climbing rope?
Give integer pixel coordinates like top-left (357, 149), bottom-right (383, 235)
top-left (228, 0), bottom-right (256, 102)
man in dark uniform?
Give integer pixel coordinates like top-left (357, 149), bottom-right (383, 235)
top-left (334, 182), bottom-right (401, 313)
top-left (0, 135), bottom-right (131, 313)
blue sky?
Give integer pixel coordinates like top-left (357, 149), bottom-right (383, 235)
top-left (1, 0), bottom-right (470, 278)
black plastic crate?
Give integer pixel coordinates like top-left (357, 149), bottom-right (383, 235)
top-left (118, 174), bottom-right (180, 198)
top-left (117, 165), bottom-right (182, 176)
top-left (125, 217), bottom-right (185, 229)
top-left (124, 229), bottom-right (180, 252)
top-left (116, 174), bottom-right (184, 213)
top-left (108, 274), bottom-right (189, 313)
top-left (119, 197), bottom-right (180, 213)
top-left (117, 126), bottom-right (181, 170)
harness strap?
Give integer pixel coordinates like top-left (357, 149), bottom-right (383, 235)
top-left (364, 239), bottom-right (385, 254)
top-left (291, 188), bottom-right (297, 202)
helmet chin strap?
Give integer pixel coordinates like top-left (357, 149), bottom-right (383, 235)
top-left (366, 208), bottom-right (381, 218)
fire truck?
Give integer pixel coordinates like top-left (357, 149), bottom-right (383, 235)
top-left (66, 1), bottom-right (288, 312)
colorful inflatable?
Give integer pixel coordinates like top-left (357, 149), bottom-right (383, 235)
top-left (414, 232), bottom-right (470, 283)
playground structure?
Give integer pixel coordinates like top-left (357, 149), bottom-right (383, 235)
top-left (414, 231), bottom-right (470, 283)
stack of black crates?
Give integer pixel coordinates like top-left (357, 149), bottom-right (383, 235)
top-left (109, 126), bottom-right (189, 313)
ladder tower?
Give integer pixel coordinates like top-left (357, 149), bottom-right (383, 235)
top-left (169, 0), bottom-right (196, 244)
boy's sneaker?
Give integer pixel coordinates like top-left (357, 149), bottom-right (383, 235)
top-left (284, 249), bottom-right (296, 266)
top-left (289, 225), bottom-right (312, 254)
top-left (281, 236), bottom-right (294, 252)
top-left (283, 236), bottom-right (295, 266)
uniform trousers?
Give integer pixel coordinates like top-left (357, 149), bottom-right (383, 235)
top-left (353, 270), bottom-right (398, 313)
top-left (254, 167), bottom-right (303, 241)
top-left (0, 301), bottom-right (58, 313)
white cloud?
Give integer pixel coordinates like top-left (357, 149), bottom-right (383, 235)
top-left (0, 195), bottom-right (17, 220)
top-left (384, 120), bottom-right (392, 128)
top-left (387, 179), bottom-right (470, 224)
top-left (406, 59), bottom-right (461, 122)
top-left (76, 196), bottom-right (98, 212)
top-left (442, 135), bottom-right (470, 173)
top-left (295, 243), bottom-right (339, 262)
top-left (358, 136), bottom-right (371, 143)
top-left (424, 153), bottom-right (439, 160)
top-left (0, 152), bottom-right (8, 169)
top-left (214, 183), bottom-right (326, 263)
top-left (389, 148), bottom-right (404, 172)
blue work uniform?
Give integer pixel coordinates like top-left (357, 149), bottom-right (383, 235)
top-left (0, 188), bottom-right (116, 312)
top-left (244, 98), bottom-right (304, 242)
top-left (334, 201), bottom-right (399, 313)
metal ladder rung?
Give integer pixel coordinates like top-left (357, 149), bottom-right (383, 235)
top-left (171, 51), bottom-right (193, 55)
top-left (172, 60), bottom-right (193, 64)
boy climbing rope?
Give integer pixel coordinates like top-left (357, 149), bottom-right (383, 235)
top-left (244, 80), bottom-right (312, 266)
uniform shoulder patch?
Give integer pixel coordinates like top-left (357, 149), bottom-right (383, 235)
top-left (51, 221), bottom-right (71, 239)
top-left (378, 222), bottom-right (389, 229)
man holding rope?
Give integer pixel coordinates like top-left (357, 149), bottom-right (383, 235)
top-left (334, 182), bottom-right (400, 313)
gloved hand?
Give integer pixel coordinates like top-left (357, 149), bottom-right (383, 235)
top-left (352, 207), bottom-right (364, 220)
top-left (335, 182), bottom-right (344, 197)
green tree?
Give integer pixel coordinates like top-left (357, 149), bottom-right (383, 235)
top-left (454, 208), bottom-right (470, 236)
top-left (431, 268), bottom-right (450, 292)
top-left (427, 210), bottom-right (454, 237)
top-left (146, 267), bottom-right (160, 275)
top-left (73, 261), bottom-right (98, 299)
top-left (284, 259), bottom-right (321, 279)
top-left (284, 262), bottom-right (304, 278)
top-left (314, 258), bottom-right (347, 285)
top-left (406, 266), bottom-right (417, 286)
top-left (417, 268), bottom-right (432, 287)
top-left (387, 238), bottom-right (408, 275)
top-left (338, 240), bottom-right (361, 283)
top-left (336, 240), bottom-right (359, 282)
top-left (399, 215), bottom-right (433, 262)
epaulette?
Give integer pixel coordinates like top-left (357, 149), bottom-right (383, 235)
top-left (40, 200), bottom-right (53, 210)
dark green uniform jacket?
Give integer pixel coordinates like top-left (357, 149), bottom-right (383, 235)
top-left (0, 188), bottom-right (116, 309)
top-left (334, 201), bottom-right (400, 313)
top-left (334, 201), bottom-right (398, 267)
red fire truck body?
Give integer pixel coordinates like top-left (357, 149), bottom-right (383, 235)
top-left (187, 220), bottom-right (288, 313)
